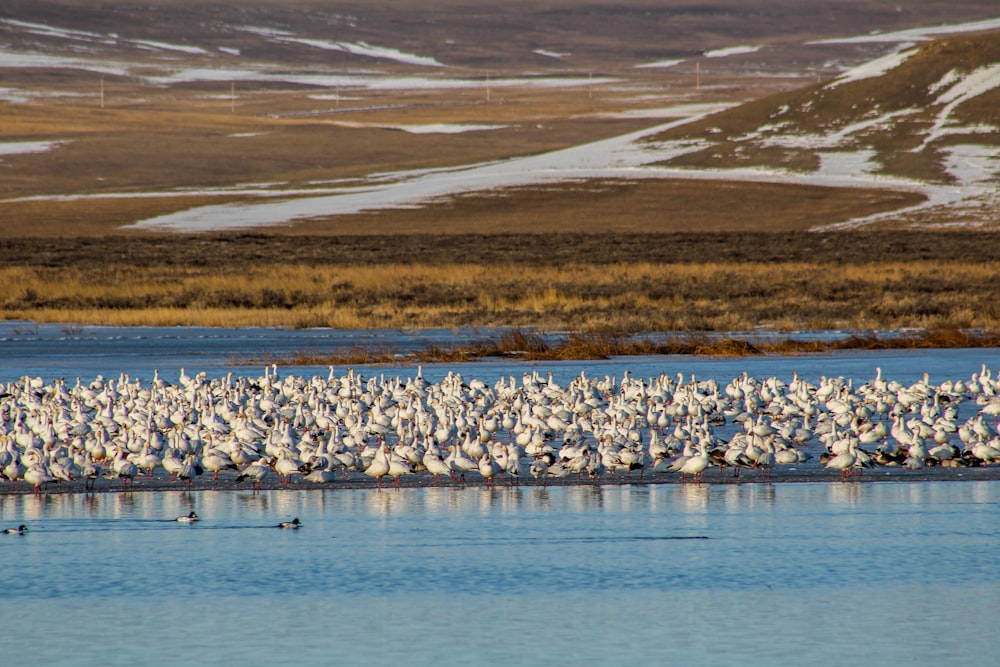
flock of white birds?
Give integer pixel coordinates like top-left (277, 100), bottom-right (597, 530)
top-left (2, 363), bottom-right (1000, 494)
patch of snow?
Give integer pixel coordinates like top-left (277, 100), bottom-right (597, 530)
top-left (816, 150), bottom-right (880, 178)
top-left (218, 47), bottom-right (241, 56)
top-left (826, 46), bottom-right (917, 88)
top-left (534, 49), bottom-right (570, 59)
top-left (928, 69), bottom-right (960, 95)
top-left (918, 63), bottom-right (1000, 149)
top-left (0, 87), bottom-right (32, 104)
top-left (308, 94), bottom-right (362, 101)
top-left (942, 143), bottom-right (1000, 186)
top-left (114, 95), bottom-right (997, 234)
top-left (587, 103), bottom-right (737, 120)
top-left (0, 51), bottom-right (130, 76)
top-left (810, 17), bottom-right (1000, 45)
top-left (812, 142), bottom-right (1000, 231)
top-left (934, 63), bottom-right (1000, 106)
top-left (634, 59), bottom-right (685, 69)
top-left (265, 35), bottom-right (445, 67)
top-left (0, 19), bottom-right (107, 43)
top-left (5, 183), bottom-right (347, 203)
top-left (0, 88), bottom-right (91, 103)
top-left (129, 39), bottom-right (207, 55)
top-left (332, 122), bottom-right (507, 134)
top-left (234, 26), bottom-right (295, 38)
top-left (0, 140), bottom-right (67, 156)
top-left (758, 108), bottom-right (919, 150)
top-left (704, 45), bottom-right (760, 58)
top-left (145, 67), bottom-right (615, 90)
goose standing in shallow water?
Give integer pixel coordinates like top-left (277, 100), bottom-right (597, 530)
top-left (364, 445), bottom-right (391, 488)
top-left (235, 458), bottom-right (271, 490)
top-left (24, 464), bottom-right (54, 494)
top-left (678, 448), bottom-right (710, 483)
top-left (0, 365), bottom-right (997, 492)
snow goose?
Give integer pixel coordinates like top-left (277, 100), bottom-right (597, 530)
top-left (477, 453), bottom-right (501, 486)
top-left (445, 444), bottom-right (478, 483)
top-left (824, 444), bottom-right (858, 479)
top-left (202, 450), bottom-right (237, 481)
top-left (175, 454), bottom-right (201, 487)
top-left (24, 464), bottom-right (54, 493)
top-left (363, 445), bottom-right (391, 488)
top-left (529, 458), bottom-right (549, 485)
top-left (386, 449), bottom-right (413, 487)
top-left (678, 448), bottom-right (710, 483)
top-left (235, 458), bottom-right (271, 489)
top-left (274, 453), bottom-right (304, 484)
top-left (422, 448), bottom-right (452, 485)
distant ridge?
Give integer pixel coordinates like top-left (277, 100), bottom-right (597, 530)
top-left (651, 31), bottom-right (1000, 229)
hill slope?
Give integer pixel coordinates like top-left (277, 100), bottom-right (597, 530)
top-left (651, 31), bottom-right (1000, 229)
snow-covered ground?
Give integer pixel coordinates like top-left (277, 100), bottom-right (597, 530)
top-left (704, 45), bottom-right (760, 58)
top-left (123, 45), bottom-right (1000, 234)
top-left (826, 46), bottom-right (918, 87)
top-left (119, 96), bottom-right (993, 233)
top-left (330, 122), bottom-right (508, 134)
top-left (810, 16), bottom-right (1000, 45)
top-left (0, 140), bottom-right (67, 156)
top-left (1, 13), bottom-right (997, 232)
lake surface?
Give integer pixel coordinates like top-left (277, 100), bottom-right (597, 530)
top-left (2, 481), bottom-right (997, 666)
top-left (3, 320), bottom-right (1000, 387)
top-left (2, 323), bottom-right (999, 665)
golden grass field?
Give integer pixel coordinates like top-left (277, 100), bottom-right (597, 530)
top-left (2, 1), bottom-right (1000, 354)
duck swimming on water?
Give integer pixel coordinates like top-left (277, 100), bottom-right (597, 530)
top-left (277, 518), bottom-right (301, 529)
top-left (2, 524), bottom-right (27, 535)
top-left (176, 511), bottom-right (199, 523)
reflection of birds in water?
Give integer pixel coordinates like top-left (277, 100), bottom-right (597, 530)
top-left (0, 365), bottom-right (998, 497)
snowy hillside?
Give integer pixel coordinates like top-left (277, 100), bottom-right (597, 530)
top-left (651, 30), bottom-right (1000, 229)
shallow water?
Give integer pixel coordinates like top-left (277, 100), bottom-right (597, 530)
top-left (3, 324), bottom-right (999, 665)
top-left (2, 482), bottom-right (997, 666)
top-left (3, 321), bottom-right (1000, 388)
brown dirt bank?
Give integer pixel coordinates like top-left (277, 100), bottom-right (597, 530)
top-left (5, 464), bottom-right (999, 497)
top-left (4, 230), bottom-right (1000, 268)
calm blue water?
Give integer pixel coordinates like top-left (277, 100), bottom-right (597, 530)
top-left (2, 323), bottom-right (999, 666)
top-left (3, 320), bottom-right (1000, 388)
top-left (1, 482), bottom-right (997, 666)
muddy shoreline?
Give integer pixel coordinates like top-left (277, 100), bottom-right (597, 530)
top-left (6, 464), bottom-right (999, 497)
top-left (5, 231), bottom-right (1000, 267)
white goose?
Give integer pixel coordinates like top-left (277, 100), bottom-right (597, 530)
top-left (363, 445), bottom-right (391, 488)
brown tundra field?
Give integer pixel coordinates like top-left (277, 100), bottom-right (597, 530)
top-left (2, 0), bottom-right (1000, 360)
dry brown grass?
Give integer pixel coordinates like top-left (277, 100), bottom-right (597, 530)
top-left (4, 258), bottom-right (1000, 333)
top-left (4, 2), bottom-right (1000, 361)
top-left (236, 326), bottom-right (1000, 366)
